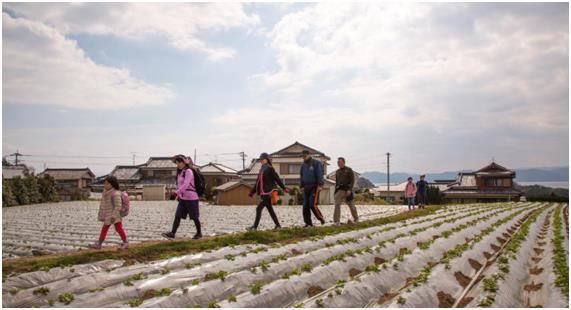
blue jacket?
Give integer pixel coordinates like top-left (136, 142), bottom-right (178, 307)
top-left (300, 158), bottom-right (324, 188)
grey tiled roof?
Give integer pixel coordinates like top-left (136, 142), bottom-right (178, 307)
top-left (41, 168), bottom-right (95, 180)
top-left (145, 157), bottom-right (177, 168)
top-left (110, 165), bottom-right (142, 180)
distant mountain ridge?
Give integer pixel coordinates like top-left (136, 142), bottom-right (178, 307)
top-left (362, 166), bottom-right (568, 184)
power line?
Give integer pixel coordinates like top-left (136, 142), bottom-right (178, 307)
top-left (24, 160), bottom-right (120, 166)
top-left (25, 154), bottom-right (131, 159)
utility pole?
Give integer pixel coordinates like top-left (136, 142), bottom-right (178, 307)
top-left (386, 152), bottom-right (391, 202)
top-left (10, 150), bottom-right (25, 166)
top-left (194, 148), bottom-right (197, 164)
top-left (130, 152), bottom-right (137, 165)
top-left (239, 152), bottom-right (246, 170)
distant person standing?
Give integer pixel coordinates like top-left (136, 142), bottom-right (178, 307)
top-left (334, 157), bottom-right (359, 225)
top-left (416, 175), bottom-right (428, 209)
top-left (247, 153), bottom-right (289, 231)
top-left (89, 176), bottom-right (129, 249)
top-left (162, 155), bottom-right (202, 240)
top-left (300, 150), bottom-right (325, 227)
top-left (404, 177), bottom-right (417, 211)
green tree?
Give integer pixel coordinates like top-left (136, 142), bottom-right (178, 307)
top-left (11, 177), bottom-right (30, 205)
top-left (427, 186), bottom-right (442, 205)
top-left (38, 174), bottom-right (59, 202)
top-left (25, 175), bottom-right (42, 204)
top-left (2, 180), bottom-right (17, 207)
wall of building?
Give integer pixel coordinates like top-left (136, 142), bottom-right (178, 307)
top-left (216, 185), bottom-right (257, 205)
top-left (143, 185), bottom-right (166, 201)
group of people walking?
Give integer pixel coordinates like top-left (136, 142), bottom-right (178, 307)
top-left (246, 150), bottom-right (359, 231)
top-left (90, 150), bottom-right (422, 248)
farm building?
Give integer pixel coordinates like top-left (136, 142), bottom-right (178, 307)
top-left (200, 162), bottom-right (241, 197)
top-left (213, 181), bottom-right (257, 205)
top-left (40, 168), bottom-right (95, 201)
top-left (441, 162), bottom-right (522, 203)
top-left (373, 181), bottom-right (408, 202)
top-left (237, 141), bottom-right (335, 204)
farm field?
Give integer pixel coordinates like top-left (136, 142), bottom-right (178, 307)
top-left (2, 202), bottom-right (568, 308)
top-left (2, 201), bottom-right (407, 258)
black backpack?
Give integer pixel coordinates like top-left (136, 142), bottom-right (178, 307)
top-left (182, 167), bottom-right (206, 197)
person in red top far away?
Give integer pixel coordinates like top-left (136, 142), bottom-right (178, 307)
top-left (404, 176), bottom-right (417, 211)
top-left (247, 153), bottom-right (290, 231)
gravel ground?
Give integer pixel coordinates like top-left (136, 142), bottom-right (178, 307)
top-left (2, 201), bottom-right (408, 257)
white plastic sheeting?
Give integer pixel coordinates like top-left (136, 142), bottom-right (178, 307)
top-left (383, 204), bottom-right (543, 308)
top-left (2, 203), bottom-right (528, 308)
top-left (143, 205), bottom-right (500, 308)
top-left (95, 204), bottom-right (484, 307)
top-left (216, 204), bottom-right (520, 308)
top-left (326, 203), bottom-right (540, 308)
top-left (489, 206), bottom-right (568, 308)
top-left (3, 259), bottom-right (124, 291)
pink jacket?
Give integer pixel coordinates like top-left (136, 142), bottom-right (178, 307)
top-left (405, 181), bottom-right (417, 198)
top-left (176, 168), bottom-right (199, 201)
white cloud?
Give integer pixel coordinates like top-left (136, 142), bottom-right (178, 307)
top-left (4, 3), bottom-right (260, 61)
top-left (3, 13), bottom-right (174, 109)
top-left (241, 3), bottom-right (568, 171)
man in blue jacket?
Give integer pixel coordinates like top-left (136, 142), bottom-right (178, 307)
top-left (300, 150), bottom-right (326, 227)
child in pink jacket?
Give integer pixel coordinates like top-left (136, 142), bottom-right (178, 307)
top-left (404, 177), bottom-right (417, 211)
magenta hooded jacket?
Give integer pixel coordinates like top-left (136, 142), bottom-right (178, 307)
top-left (176, 168), bottom-right (199, 201)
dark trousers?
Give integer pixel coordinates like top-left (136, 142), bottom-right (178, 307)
top-left (303, 185), bottom-right (323, 226)
top-left (171, 200), bottom-right (201, 236)
top-left (253, 195), bottom-right (280, 228)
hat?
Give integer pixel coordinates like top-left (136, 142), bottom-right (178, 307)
top-left (259, 152), bottom-right (270, 160)
top-left (172, 154), bottom-right (191, 165)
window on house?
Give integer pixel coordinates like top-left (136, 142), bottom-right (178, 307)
top-left (279, 164), bottom-right (288, 175)
top-left (288, 164), bottom-right (301, 174)
top-left (485, 178), bottom-right (501, 187)
top-left (148, 170), bottom-right (154, 177)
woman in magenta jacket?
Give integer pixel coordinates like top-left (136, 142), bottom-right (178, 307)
top-left (162, 154), bottom-right (202, 240)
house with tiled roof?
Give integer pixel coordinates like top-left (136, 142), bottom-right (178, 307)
top-left (200, 162), bottom-right (240, 197)
top-left (90, 165), bottom-right (143, 193)
top-left (373, 181), bottom-right (408, 202)
top-left (441, 162), bottom-right (522, 203)
top-left (40, 168), bottom-right (95, 201)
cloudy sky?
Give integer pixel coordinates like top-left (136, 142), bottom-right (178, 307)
top-left (2, 2), bottom-right (569, 176)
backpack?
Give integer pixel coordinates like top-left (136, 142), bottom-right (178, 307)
top-left (111, 190), bottom-right (131, 217)
top-left (182, 167), bottom-right (206, 197)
